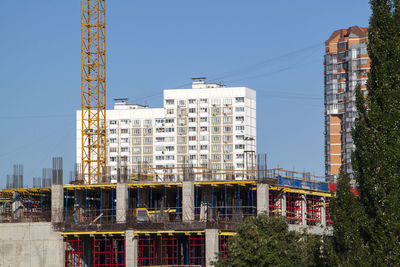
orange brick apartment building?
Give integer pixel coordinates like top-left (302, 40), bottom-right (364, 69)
top-left (324, 26), bottom-right (370, 178)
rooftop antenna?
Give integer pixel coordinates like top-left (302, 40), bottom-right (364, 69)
top-left (191, 77), bottom-right (207, 82)
top-left (113, 98), bottom-right (128, 103)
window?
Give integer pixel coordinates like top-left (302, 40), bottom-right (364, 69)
top-left (165, 128), bottom-right (174, 133)
top-left (110, 129), bottom-right (117, 134)
top-left (189, 136), bottom-right (196, 141)
top-left (121, 138), bottom-right (129, 143)
top-left (165, 146), bottom-right (174, 151)
top-left (212, 117), bottom-right (220, 123)
top-left (200, 107), bottom-right (208, 113)
top-left (224, 154), bottom-right (232, 160)
top-left (144, 147), bottom-right (152, 153)
top-left (121, 119), bottom-right (130, 124)
top-left (189, 155), bottom-right (196, 160)
top-left (144, 156), bottom-right (152, 162)
top-left (200, 117), bottom-right (208, 122)
top-left (189, 108), bottom-right (196, 113)
top-left (179, 118), bottom-right (186, 125)
top-left (235, 144), bottom-right (245, 149)
top-left (236, 116), bottom-right (244, 122)
top-left (178, 136), bottom-right (186, 143)
top-left (121, 147), bottom-right (129, 152)
top-left (200, 145), bottom-right (208, 150)
top-left (212, 108), bottom-right (220, 115)
top-left (224, 117), bottom-right (232, 123)
top-left (121, 129), bottom-right (128, 134)
top-left (110, 157), bottom-right (117, 162)
top-left (200, 99), bottom-right (208, 104)
top-left (110, 147), bottom-right (117, 153)
top-left (235, 106), bottom-right (245, 112)
top-left (213, 154), bottom-right (220, 161)
top-left (237, 163), bottom-right (244, 168)
top-left (189, 145), bottom-right (196, 151)
top-left (200, 154), bottom-right (208, 160)
top-left (133, 129), bottom-right (140, 135)
top-left (235, 97), bottom-right (244, 103)
top-left (133, 157), bottom-right (140, 163)
top-left (179, 109), bottom-right (185, 115)
top-left (178, 155), bottom-right (185, 162)
top-left (178, 128), bottom-right (185, 134)
top-left (166, 155), bottom-right (175, 160)
top-left (156, 137), bottom-right (165, 142)
top-left (213, 126), bottom-right (220, 133)
top-left (144, 137), bottom-right (152, 144)
top-left (213, 164), bottom-right (220, 169)
top-left (236, 154), bottom-right (244, 159)
top-left (144, 120), bottom-right (151, 125)
top-left (224, 126), bottom-right (232, 132)
top-left (224, 145), bottom-right (232, 151)
top-left (189, 99), bottom-right (196, 104)
top-left (211, 99), bottom-right (221, 105)
top-left (189, 117), bottom-right (196, 123)
top-left (165, 118), bottom-right (174, 123)
top-left (236, 135), bottom-right (244, 140)
top-left (212, 145), bottom-right (220, 152)
top-left (223, 98), bottom-right (232, 105)
top-left (178, 100), bottom-right (185, 106)
top-left (133, 138), bottom-right (140, 144)
top-left (110, 138), bottom-right (117, 143)
top-left (133, 147), bottom-right (140, 153)
top-left (178, 146), bottom-right (186, 153)
top-left (223, 107), bottom-right (232, 114)
top-left (224, 135), bottom-right (232, 142)
top-left (166, 99), bottom-right (174, 105)
top-left (236, 126), bottom-right (244, 131)
top-left (212, 136), bottom-right (220, 142)
top-left (189, 127), bottom-right (196, 132)
top-left (155, 119), bottom-right (164, 124)
top-left (167, 109), bottom-right (174, 114)
top-left (338, 42), bottom-right (347, 50)
top-left (156, 156), bottom-right (165, 161)
top-left (200, 126), bottom-right (208, 131)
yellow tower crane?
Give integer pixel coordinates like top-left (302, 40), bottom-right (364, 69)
top-left (81, 0), bottom-right (106, 184)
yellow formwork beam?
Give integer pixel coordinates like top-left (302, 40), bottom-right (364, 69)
top-left (62, 231), bottom-right (124, 236)
top-left (269, 186), bottom-right (333, 197)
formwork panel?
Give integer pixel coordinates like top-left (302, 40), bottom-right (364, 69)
top-left (138, 237), bottom-right (155, 266)
top-left (189, 237), bottom-right (204, 266)
top-left (269, 190), bottom-right (282, 217)
top-left (66, 239), bottom-right (85, 267)
top-left (161, 237), bottom-right (178, 266)
top-left (286, 193), bottom-right (302, 224)
top-left (306, 197), bottom-right (322, 225)
top-left (218, 236), bottom-right (230, 260)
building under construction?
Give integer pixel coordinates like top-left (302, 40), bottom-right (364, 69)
top-left (0, 166), bottom-right (336, 267)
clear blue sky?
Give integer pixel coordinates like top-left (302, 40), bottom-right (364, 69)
top-left (0, 1), bottom-right (371, 186)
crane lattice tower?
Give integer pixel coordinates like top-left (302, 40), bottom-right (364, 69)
top-left (81, 0), bottom-right (106, 184)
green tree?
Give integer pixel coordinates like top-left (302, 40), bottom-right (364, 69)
top-left (212, 213), bottom-right (322, 267)
top-left (330, 0), bottom-right (400, 265)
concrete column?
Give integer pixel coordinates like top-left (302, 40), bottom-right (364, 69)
top-left (125, 230), bottom-right (138, 267)
top-left (116, 183), bottom-right (128, 223)
top-left (256, 183), bottom-right (269, 215)
top-left (183, 181), bottom-right (194, 221)
top-left (320, 197), bottom-right (326, 227)
top-left (301, 194), bottom-right (307, 226)
top-left (281, 192), bottom-right (287, 217)
top-left (51, 184), bottom-right (64, 224)
top-left (205, 229), bottom-right (219, 267)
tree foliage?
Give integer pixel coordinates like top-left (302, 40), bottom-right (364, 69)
top-left (212, 213), bottom-right (322, 267)
top-left (330, 0), bottom-right (400, 265)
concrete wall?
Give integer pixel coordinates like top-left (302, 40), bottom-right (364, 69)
top-left (0, 222), bottom-right (64, 267)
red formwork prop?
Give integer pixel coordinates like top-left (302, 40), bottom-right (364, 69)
top-left (66, 239), bottom-right (85, 267)
top-left (286, 193), bottom-right (303, 224)
top-left (94, 238), bottom-right (125, 267)
top-left (325, 201), bottom-right (332, 226)
top-left (306, 197), bottom-right (322, 225)
top-left (189, 236), bottom-right (205, 266)
top-left (161, 237), bottom-right (179, 266)
top-left (269, 190), bottom-right (282, 216)
top-left (138, 237), bottom-right (155, 266)
top-left (111, 239), bottom-right (126, 266)
top-left (218, 236), bottom-right (230, 260)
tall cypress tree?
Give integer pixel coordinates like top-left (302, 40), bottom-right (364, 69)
top-left (332, 0), bottom-right (400, 265)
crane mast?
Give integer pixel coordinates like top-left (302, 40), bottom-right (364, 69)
top-left (81, 0), bottom-right (106, 184)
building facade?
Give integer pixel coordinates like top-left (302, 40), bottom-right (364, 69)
top-left (324, 26), bottom-right (370, 178)
top-left (76, 80), bottom-right (256, 182)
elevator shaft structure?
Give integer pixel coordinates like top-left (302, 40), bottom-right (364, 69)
top-left (81, 0), bottom-right (106, 184)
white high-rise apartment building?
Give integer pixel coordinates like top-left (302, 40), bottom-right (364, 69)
top-left (76, 80), bottom-right (256, 182)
